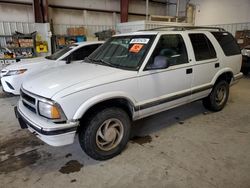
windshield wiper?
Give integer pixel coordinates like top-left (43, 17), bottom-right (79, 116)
top-left (86, 57), bottom-right (116, 68)
top-left (98, 59), bottom-right (116, 67)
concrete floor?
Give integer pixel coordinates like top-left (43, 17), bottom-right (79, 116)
top-left (0, 77), bottom-right (250, 188)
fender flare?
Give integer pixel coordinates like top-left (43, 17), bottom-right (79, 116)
top-left (211, 68), bottom-right (234, 85)
top-left (73, 91), bottom-right (137, 120)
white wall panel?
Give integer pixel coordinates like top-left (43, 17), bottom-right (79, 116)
top-left (51, 8), bottom-right (85, 25)
top-left (0, 3), bottom-right (34, 23)
top-left (190, 0), bottom-right (250, 25)
top-left (86, 11), bottom-right (113, 25)
top-left (49, 0), bottom-right (120, 11)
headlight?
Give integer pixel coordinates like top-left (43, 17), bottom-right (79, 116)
top-left (6, 69), bottom-right (27, 76)
top-left (241, 49), bottom-right (250, 57)
top-left (38, 101), bottom-right (65, 120)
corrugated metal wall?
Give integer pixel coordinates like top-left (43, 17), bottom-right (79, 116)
top-left (0, 21), bottom-right (36, 35)
top-left (207, 22), bottom-right (250, 36)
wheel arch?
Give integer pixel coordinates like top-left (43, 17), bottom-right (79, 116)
top-left (212, 68), bottom-right (234, 85)
top-left (73, 93), bottom-right (136, 123)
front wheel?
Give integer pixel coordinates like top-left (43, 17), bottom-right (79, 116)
top-left (78, 107), bottom-right (131, 160)
top-left (202, 80), bottom-right (229, 112)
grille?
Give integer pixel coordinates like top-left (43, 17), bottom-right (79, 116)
top-left (23, 101), bottom-right (36, 113)
top-left (21, 89), bottom-right (37, 114)
top-left (20, 89), bottom-right (36, 105)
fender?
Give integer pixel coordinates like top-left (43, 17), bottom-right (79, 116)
top-left (73, 91), bottom-right (137, 120)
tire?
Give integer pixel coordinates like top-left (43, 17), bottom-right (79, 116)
top-left (78, 107), bottom-right (131, 160)
top-left (202, 80), bottom-right (229, 112)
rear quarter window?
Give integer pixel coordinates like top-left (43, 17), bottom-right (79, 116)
top-left (211, 32), bottom-right (241, 56)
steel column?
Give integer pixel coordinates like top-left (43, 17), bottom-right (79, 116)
top-left (33, 0), bottom-right (48, 23)
top-left (120, 0), bottom-right (129, 23)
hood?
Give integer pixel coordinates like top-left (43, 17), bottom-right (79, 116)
top-left (22, 62), bottom-right (136, 99)
top-left (4, 57), bottom-right (53, 70)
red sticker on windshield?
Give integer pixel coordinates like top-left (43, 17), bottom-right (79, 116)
top-left (129, 44), bottom-right (143, 53)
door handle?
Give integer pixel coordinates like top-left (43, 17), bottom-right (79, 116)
top-left (215, 63), bottom-right (220, 68)
top-left (186, 68), bottom-right (193, 74)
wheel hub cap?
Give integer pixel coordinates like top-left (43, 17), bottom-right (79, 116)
top-left (215, 85), bottom-right (226, 105)
top-left (96, 118), bottom-right (124, 151)
top-left (104, 128), bottom-right (116, 142)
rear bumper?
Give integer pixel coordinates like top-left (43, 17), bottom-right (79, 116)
top-left (231, 72), bottom-right (243, 85)
top-left (241, 56), bottom-right (250, 70)
top-left (15, 101), bottom-right (79, 146)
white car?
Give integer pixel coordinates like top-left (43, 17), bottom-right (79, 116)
top-left (0, 41), bottom-right (103, 95)
top-left (16, 27), bottom-right (242, 160)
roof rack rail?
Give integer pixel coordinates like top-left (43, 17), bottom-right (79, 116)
top-left (143, 26), bottom-right (225, 32)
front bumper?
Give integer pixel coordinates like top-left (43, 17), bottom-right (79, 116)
top-left (1, 75), bottom-right (22, 95)
top-left (15, 100), bottom-right (79, 146)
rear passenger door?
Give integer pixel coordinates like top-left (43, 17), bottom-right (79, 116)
top-left (188, 33), bottom-right (219, 100)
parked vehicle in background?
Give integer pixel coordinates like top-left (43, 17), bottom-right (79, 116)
top-left (15, 27), bottom-right (242, 160)
top-left (241, 45), bottom-right (250, 75)
top-left (0, 41), bottom-right (103, 95)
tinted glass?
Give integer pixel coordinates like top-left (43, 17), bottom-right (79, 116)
top-left (189, 33), bottom-right (217, 61)
top-left (45, 46), bottom-right (73, 60)
top-left (88, 35), bottom-right (155, 70)
top-left (211, 32), bottom-right (241, 56)
top-left (146, 34), bottom-right (188, 69)
top-left (70, 44), bottom-right (101, 61)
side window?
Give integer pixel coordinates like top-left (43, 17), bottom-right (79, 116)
top-left (70, 44), bottom-right (101, 61)
top-left (146, 34), bottom-right (188, 69)
top-left (211, 32), bottom-right (241, 56)
top-left (189, 33), bottom-right (217, 61)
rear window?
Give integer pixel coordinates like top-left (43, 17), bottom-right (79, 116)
top-left (189, 33), bottom-right (217, 61)
top-left (211, 32), bottom-right (241, 56)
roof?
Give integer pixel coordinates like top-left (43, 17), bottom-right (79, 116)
top-left (114, 26), bottom-right (226, 37)
top-left (75, 41), bottom-right (104, 46)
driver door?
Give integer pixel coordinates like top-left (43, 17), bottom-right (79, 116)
top-left (138, 34), bottom-right (193, 117)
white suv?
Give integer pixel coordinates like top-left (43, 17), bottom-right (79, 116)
top-left (15, 27), bottom-right (242, 160)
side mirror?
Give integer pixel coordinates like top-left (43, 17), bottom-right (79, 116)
top-left (147, 56), bottom-right (169, 70)
top-left (66, 55), bottom-right (72, 64)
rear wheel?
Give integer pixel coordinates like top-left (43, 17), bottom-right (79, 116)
top-left (202, 80), bottom-right (229, 112)
top-left (78, 107), bottom-right (131, 160)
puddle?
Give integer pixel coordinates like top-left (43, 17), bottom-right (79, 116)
top-left (0, 149), bottom-right (40, 174)
top-left (131, 135), bottom-right (152, 145)
top-left (65, 153), bottom-right (72, 158)
top-left (59, 160), bottom-right (83, 174)
top-left (0, 132), bottom-right (45, 174)
top-left (0, 133), bottom-right (43, 160)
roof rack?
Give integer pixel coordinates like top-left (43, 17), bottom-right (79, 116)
top-left (143, 26), bottom-right (225, 32)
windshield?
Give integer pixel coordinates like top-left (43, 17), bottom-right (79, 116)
top-left (46, 45), bottom-right (75, 60)
top-left (87, 35), bottom-right (156, 70)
